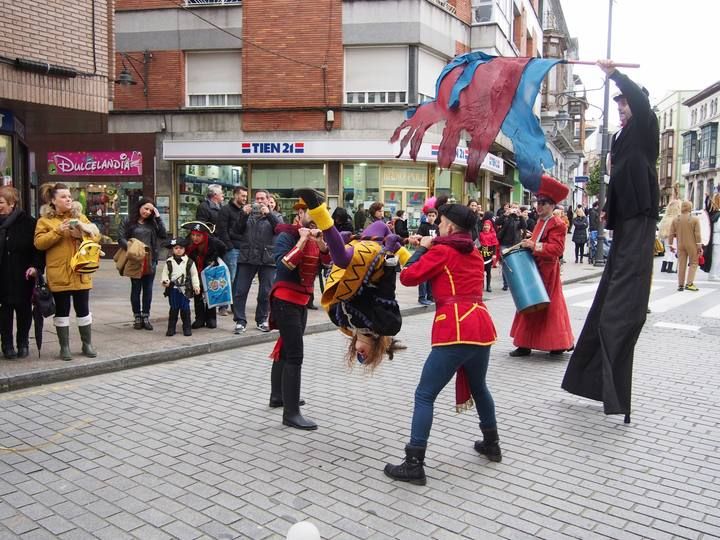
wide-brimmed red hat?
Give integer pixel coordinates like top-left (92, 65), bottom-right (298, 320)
top-left (536, 174), bottom-right (569, 204)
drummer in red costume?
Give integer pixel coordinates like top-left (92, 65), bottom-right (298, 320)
top-left (384, 204), bottom-right (500, 486)
top-left (509, 174), bottom-right (574, 357)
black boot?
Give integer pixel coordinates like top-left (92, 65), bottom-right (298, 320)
top-left (281, 364), bottom-right (317, 430)
top-left (180, 310), bottom-right (192, 336)
top-left (668, 262), bottom-right (677, 273)
top-left (474, 427), bottom-right (502, 463)
top-left (191, 297), bottom-right (206, 329)
top-left (141, 313), bottom-right (153, 331)
top-left (2, 344), bottom-right (17, 359)
top-left (660, 261), bottom-right (668, 272)
top-left (293, 188), bottom-right (325, 210)
top-left (133, 313), bottom-right (143, 330)
top-left (205, 308), bottom-right (217, 329)
top-left (16, 338), bottom-right (29, 359)
top-left (509, 347), bottom-right (531, 357)
top-left (384, 445), bottom-right (427, 485)
top-left (269, 359), bottom-right (306, 408)
top-left (166, 308), bottom-right (179, 336)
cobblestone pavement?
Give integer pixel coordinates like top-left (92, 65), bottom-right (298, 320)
top-left (1, 274), bottom-right (719, 539)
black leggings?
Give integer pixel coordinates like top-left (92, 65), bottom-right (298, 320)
top-left (0, 303), bottom-right (32, 346)
top-left (53, 290), bottom-right (90, 318)
top-left (574, 242), bottom-right (585, 261)
top-left (271, 297), bottom-right (308, 366)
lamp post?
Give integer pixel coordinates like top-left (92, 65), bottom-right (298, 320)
top-left (595, 0), bottom-right (614, 266)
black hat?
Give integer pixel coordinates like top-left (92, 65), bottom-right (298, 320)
top-left (437, 204), bottom-right (477, 231)
top-left (181, 221), bottom-right (214, 235)
top-left (165, 237), bottom-right (188, 248)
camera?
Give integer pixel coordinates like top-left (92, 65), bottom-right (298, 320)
top-left (251, 202), bottom-right (262, 214)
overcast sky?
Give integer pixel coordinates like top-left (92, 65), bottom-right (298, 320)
top-left (560, 0), bottom-right (719, 129)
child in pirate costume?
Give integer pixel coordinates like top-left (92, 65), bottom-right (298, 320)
top-left (268, 201), bottom-right (332, 430)
top-left (182, 221), bottom-right (227, 330)
top-left (160, 237), bottom-right (200, 336)
top-left (294, 188), bottom-right (410, 369)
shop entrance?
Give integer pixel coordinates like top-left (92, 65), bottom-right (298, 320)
top-left (382, 189), bottom-right (427, 232)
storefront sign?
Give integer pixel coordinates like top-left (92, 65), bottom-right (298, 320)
top-left (47, 151), bottom-right (143, 176)
top-left (164, 139), bottom-right (504, 173)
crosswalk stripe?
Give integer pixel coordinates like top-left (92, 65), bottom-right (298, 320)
top-left (701, 304), bottom-right (720, 319)
top-left (572, 286), bottom-right (665, 308)
top-left (651, 278), bottom-right (720, 287)
top-left (653, 322), bottom-right (701, 332)
top-left (563, 284), bottom-right (599, 298)
top-left (649, 289), bottom-right (714, 313)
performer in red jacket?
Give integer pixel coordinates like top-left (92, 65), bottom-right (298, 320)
top-left (384, 204), bottom-right (500, 486)
top-left (509, 175), bottom-right (574, 357)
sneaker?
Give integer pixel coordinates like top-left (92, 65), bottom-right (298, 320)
top-left (218, 306), bottom-right (230, 316)
top-left (685, 283), bottom-right (699, 292)
top-left (234, 323), bottom-right (246, 334)
top-left (257, 322), bottom-right (271, 332)
top-left (419, 299), bottom-right (433, 306)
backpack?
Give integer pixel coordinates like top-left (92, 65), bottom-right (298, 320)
top-left (71, 237), bottom-right (104, 274)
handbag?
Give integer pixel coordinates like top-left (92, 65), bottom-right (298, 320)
top-left (113, 247), bottom-right (128, 276)
top-left (32, 275), bottom-right (56, 318)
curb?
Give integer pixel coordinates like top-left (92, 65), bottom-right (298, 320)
top-left (0, 305), bottom-right (433, 393)
top-left (0, 271), bottom-right (604, 393)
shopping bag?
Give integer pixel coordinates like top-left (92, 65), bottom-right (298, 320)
top-left (201, 260), bottom-right (233, 308)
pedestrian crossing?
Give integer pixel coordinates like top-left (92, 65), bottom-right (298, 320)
top-left (564, 279), bottom-right (720, 320)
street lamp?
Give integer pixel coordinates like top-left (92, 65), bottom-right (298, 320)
top-left (114, 51), bottom-right (152, 97)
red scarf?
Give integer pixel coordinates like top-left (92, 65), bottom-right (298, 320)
top-left (185, 232), bottom-right (208, 272)
top-left (431, 232), bottom-right (474, 253)
top-left (478, 220), bottom-right (499, 247)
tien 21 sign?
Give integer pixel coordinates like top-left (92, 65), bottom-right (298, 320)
top-left (48, 151), bottom-right (143, 176)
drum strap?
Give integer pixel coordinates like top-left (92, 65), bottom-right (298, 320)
top-left (435, 295), bottom-right (484, 307)
top-left (536, 218), bottom-right (550, 243)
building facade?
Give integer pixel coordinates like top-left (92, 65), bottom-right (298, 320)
top-left (654, 90), bottom-right (697, 207)
top-left (681, 82), bottom-right (720, 210)
top-left (59, 0), bottom-right (541, 237)
top-left (0, 0), bottom-right (113, 212)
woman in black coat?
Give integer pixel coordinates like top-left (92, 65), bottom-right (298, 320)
top-left (0, 187), bottom-right (44, 358)
top-left (571, 208), bottom-right (589, 263)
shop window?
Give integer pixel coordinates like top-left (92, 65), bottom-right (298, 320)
top-left (61, 182), bottom-right (145, 244)
top-left (252, 164), bottom-right (325, 224)
top-left (186, 51), bottom-right (242, 108)
top-left (177, 164), bottom-right (247, 229)
top-left (343, 164), bottom-right (380, 214)
top-left (0, 135), bottom-right (12, 185)
top-left (382, 165), bottom-right (426, 188)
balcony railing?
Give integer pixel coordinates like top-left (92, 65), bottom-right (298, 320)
top-left (699, 155), bottom-right (717, 170)
top-left (185, 0), bottom-right (241, 6)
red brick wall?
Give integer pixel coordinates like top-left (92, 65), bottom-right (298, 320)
top-left (241, 0), bottom-right (344, 132)
top-left (115, 0), bottom-right (176, 10)
top-left (113, 51), bottom-right (185, 110)
top-left (455, 41), bottom-right (470, 56)
top-left (450, 0), bottom-right (472, 25)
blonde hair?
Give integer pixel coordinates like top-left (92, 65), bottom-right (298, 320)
top-left (680, 200), bottom-right (692, 213)
top-left (575, 208), bottom-right (586, 218)
top-left (658, 200), bottom-right (681, 238)
top-left (346, 334), bottom-right (405, 370)
top-left (0, 186), bottom-right (19, 207)
top-left (711, 193), bottom-right (720, 212)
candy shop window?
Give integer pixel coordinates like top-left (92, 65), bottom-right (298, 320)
top-left (177, 164), bottom-right (247, 229)
top-left (63, 182), bottom-right (145, 244)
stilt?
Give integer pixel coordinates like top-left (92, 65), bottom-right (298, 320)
top-left (624, 414), bottom-right (630, 424)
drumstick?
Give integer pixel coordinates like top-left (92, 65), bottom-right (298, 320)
top-left (564, 60), bottom-right (640, 68)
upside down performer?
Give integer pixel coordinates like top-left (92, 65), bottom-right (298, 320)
top-left (268, 201), bottom-right (331, 430)
top-left (509, 175), bottom-right (574, 357)
top-left (294, 188), bottom-right (409, 368)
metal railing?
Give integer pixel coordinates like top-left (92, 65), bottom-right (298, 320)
top-left (185, 0), bottom-right (241, 6)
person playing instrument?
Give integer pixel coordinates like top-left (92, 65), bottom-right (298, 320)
top-left (384, 204), bottom-right (500, 486)
top-left (509, 175), bottom-right (574, 357)
top-left (294, 188), bottom-right (408, 369)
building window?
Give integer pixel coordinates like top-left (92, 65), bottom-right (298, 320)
top-left (669, 108), bottom-right (673, 127)
top-left (345, 47), bottom-right (408, 106)
top-left (682, 132), bottom-right (697, 164)
top-left (343, 164), bottom-right (380, 211)
top-left (699, 123), bottom-right (718, 169)
top-left (663, 113), bottom-right (666, 130)
top-left (417, 49), bottom-right (447, 103)
top-left (186, 51), bottom-right (242, 108)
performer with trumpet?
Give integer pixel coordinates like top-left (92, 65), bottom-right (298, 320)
top-left (508, 174), bottom-right (574, 357)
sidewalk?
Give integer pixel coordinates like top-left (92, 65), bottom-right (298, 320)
top-left (0, 241), bottom-right (603, 392)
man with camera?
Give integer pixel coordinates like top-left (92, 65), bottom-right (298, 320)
top-left (231, 189), bottom-right (283, 333)
top-left (495, 203), bottom-right (527, 290)
top-left (216, 186), bottom-right (249, 315)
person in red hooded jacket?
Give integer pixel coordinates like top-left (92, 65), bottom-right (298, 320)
top-left (384, 204), bottom-right (500, 486)
top-left (509, 175), bottom-right (574, 357)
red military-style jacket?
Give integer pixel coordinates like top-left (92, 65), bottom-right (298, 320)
top-left (400, 238), bottom-right (497, 346)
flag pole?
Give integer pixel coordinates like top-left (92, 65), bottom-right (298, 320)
top-left (563, 60), bottom-right (639, 68)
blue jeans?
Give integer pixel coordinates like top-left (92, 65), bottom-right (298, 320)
top-left (588, 230), bottom-right (598, 261)
top-left (232, 264), bottom-right (274, 325)
top-left (130, 272), bottom-right (155, 315)
top-left (418, 281), bottom-right (432, 301)
top-left (410, 344), bottom-right (496, 447)
top-left (223, 249), bottom-right (240, 292)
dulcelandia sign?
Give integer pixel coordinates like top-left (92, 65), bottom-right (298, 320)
top-left (48, 151), bottom-right (143, 176)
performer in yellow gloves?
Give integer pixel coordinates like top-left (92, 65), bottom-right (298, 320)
top-left (294, 188), bottom-right (409, 369)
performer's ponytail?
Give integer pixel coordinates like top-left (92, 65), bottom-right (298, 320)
top-left (39, 182), bottom-right (69, 206)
